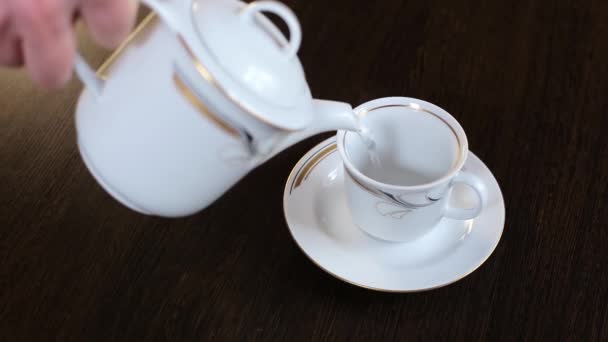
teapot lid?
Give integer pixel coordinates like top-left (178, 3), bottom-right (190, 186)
top-left (188, 0), bottom-right (313, 130)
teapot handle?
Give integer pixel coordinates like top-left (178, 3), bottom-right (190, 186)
top-left (74, 0), bottom-right (181, 96)
top-left (240, 1), bottom-right (302, 59)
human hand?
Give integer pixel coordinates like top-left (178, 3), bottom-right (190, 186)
top-left (0, 0), bottom-right (137, 88)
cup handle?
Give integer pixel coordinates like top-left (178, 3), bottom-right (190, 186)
top-left (74, 0), bottom-right (181, 97)
top-left (240, 1), bottom-right (302, 59)
top-left (443, 170), bottom-right (488, 220)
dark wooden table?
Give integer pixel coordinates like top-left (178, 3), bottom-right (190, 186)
top-left (2, 0), bottom-right (607, 340)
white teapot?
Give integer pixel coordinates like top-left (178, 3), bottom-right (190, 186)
top-left (74, 0), bottom-right (358, 217)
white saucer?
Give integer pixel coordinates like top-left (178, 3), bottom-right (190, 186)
top-left (283, 136), bottom-right (505, 292)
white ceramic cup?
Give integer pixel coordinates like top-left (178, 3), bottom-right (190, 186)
top-left (337, 97), bottom-right (488, 242)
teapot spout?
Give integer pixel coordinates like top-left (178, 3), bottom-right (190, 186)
top-left (310, 99), bottom-right (359, 133)
top-left (270, 99), bottom-right (357, 155)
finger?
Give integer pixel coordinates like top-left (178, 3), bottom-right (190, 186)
top-left (0, 10), bottom-right (23, 66)
top-left (0, 37), bottom-right (24, 66)
top-left (0, 2), bottom-right (8, 25)
top-left (0, 2), bottom-right (11, 38)
top-left (12, 0), bottom-right (75, 88)
top-left (81, 0), bottom-right (137, 49)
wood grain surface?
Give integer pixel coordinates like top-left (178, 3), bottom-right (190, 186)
top-left (1, 0), bottom-right (607, 340)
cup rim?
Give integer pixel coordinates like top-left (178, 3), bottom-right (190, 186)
top-left (337, 97), bottom-right (469, 192)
